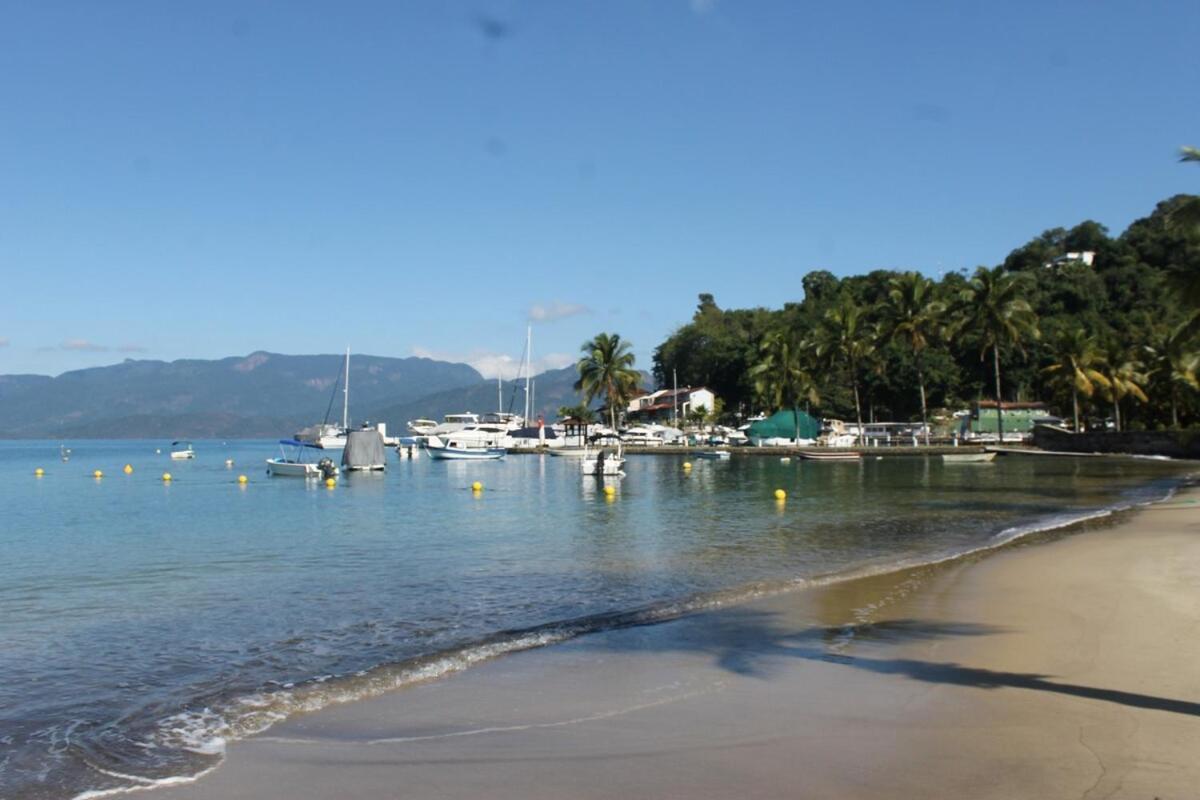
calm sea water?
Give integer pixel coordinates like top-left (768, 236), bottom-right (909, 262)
top-left (0, 440), bottom-right (1190, 799)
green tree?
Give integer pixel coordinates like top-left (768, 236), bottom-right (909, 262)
top-left (1144, 322), bottom-right (1200, 428)
top-left (1097, 340), bottom-right (1148, 432)
top-left (1041, 328), bottom-right (1109, 432)
top-left (749, 329), bottom-right (820, 443)
top-left (574, 333), bottom-right (640, 432)
top-left (878, 271), bottom-right (945, 444)
top-left (813, 295), bottom-right (875, 445)
top-left (955, 267), bottom-right (1040, 441)
top-left (557, 404), bottom-right (596, 423)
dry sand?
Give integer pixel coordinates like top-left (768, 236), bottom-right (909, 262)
top-left (158, 492), bottom-right (1200, 799)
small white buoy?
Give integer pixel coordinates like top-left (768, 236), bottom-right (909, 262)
top-left (780, 457), bottom-right (791, 464)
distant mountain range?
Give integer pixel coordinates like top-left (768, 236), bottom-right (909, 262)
top-left (0, 352), bottom-right (610, 439)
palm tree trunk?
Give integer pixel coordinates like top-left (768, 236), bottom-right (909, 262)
top-left (793, 403), bottom-right (800, 444)
top-left (916, 356), bottom-right (929, 446)
top-left (1113, 396), bottom-right (1121, 432)
top-left (1072, 387), bottom-right (1079, 432)
top-left (1172, 386), bottom-right (1179, 428)
top-left (993, 345), bottom-right (1004, 442)
top-left (608, 383), bottom-right (617, 433)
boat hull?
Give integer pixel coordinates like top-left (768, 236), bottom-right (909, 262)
top-left (169, 451), bottom-right (195, 460)
top-left (266, 459), bottom-right (323, 477)
top-left (942, 452), bottom-right (996, 463)
top-left (427, 447), bottom-right (506, 460)
top-left (798, 451), bottom-right (861, 461)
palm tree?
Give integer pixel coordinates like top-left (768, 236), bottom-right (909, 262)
top-left (813, 295), bottom-right (875, 445)
top-left (955, 267), bottom-right (1040, 442)
top-left (1144, 322), bottom-right (1200, 428)
top-left (1041, 328), bottom-right (1109, 432)
top-left (749, 328), bottom-right (819, 443)
top-left (878, 271), bottom-right (945, 445)
top-left (574, 333), bottom-right (640, 432)
top-left (1097, 340), bottom-right (1148, 432)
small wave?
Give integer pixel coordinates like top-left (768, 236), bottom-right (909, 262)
top-left (74, 476), bottom-right (1191, 800)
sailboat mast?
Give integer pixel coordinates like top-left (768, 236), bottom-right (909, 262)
top-left (524, 325), bottom-right (532, 423)
top-left (342, 347), bottom-right (350, 430)
top-left (497, 373), bottom-right (502, 415)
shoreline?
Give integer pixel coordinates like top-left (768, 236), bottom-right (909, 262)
top-left (149, 486), bottom-right (1200, 800)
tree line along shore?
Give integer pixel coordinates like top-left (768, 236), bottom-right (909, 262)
top-left (571, 184), bottom-right (1200, 441)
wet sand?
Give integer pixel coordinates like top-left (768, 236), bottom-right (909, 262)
top-left (158, 492), bottom-right (1200, 799)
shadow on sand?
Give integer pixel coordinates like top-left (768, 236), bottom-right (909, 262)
top-left (595, 609), bottom-right (1200, 718)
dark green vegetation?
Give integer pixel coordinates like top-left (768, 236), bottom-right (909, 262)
top-left (653, 193), bottom-right (1200, 432)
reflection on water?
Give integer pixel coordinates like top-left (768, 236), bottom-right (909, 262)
top-left (0, 440), bottom-right (1189, 799)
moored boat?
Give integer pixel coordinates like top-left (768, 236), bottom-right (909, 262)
top-left (267, 439), bottom-right (340, 478)
top-left (582, 443), bottom-right (625, 476)
top-left (942, 452), bottom-right (996, 463)
top-left (425, 435), bottom-right (506, 460)
top-left (696, 450), bottom-right (731, 460)
top-left (798, 451), bottom-right (861, 461)
top-left (169, 441), bottom-right (196, 460)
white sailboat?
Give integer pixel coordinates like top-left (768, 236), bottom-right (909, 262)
top-left (295, 348), bottom-right (351, 449)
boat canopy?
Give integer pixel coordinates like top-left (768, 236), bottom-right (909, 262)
top-left (171, 440), bottom-right (192, 446)
top-left (746, 409), bottom-right (822, 440)
top-left (342, 429), bottom-right (386, 468)
top-left (279, 439), bottom-right (324, 448)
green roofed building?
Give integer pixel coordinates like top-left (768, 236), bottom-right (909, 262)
top-left (746, 409), bottom-right (822, 446)
top-left (960, 402), bottom-right (1059, 439)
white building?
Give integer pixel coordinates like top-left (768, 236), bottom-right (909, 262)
top-left (627, 386), bottom-right (718, 422)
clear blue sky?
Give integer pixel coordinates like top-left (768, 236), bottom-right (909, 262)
top-left (2, 1), bottom-right (1197, 378)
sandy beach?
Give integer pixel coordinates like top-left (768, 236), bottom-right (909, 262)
top-left (157, 490), bottom-right (1200, 800)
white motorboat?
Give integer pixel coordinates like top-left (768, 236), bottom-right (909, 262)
top-left (696, 450), bottom-right (731, 460)
top-left (169, 441), bottom-right (196, 460)
top-left (425, 435), bottom-right (506, 460)
top-left (942, 452), bottom-right (996, 463)
top-left (620, 426), bottom-right (664, 447)
top-left (582, 443), bottom-right (625, 476)
top-left (406, 418), bottom-right (439, 436)
top-left (267, 439), bottom-right (340, 478)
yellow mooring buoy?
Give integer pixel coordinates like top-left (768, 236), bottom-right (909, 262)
top-left (774, 488), bottom-right (787, 501)
top-left (162, 472), bottom-right (172, 482)
top-left (34, 467), bottom-right (45, 477)
top-left (123, 464), bottom-right (133, 474)
top-left (325, 477), bottom-right (336, 488)
top-left (93, 469), bottom-right (104, 479)
top-left (237, 474), bottom-right (248, 484)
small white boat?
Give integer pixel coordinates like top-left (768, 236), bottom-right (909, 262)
top-left (798, 451), bottom-right (861, 461)
top-left (426, 435), bottom-right (506, 460)
top-left (582, 444), bottom-right (625, 476)
top-left (169, 441), bottom-right (196, 460)
top-left (60, 445), bottom-right (71, 462)
top-left (267, 439), bottom-right (340, 478)
top-left (942, 452), bottom-right (996, 463)
top-left (696, 450), bottom-right (731, 460)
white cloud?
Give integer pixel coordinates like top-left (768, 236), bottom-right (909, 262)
top-left (412, 346), bottom-right (574, 380)
top-left (527, 301), bottom-right (590, 323)
top-left (61, 338), bottom-right (109, 352)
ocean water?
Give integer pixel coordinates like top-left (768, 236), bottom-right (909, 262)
top-left (0, 440), bottom-right (1190, 799)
